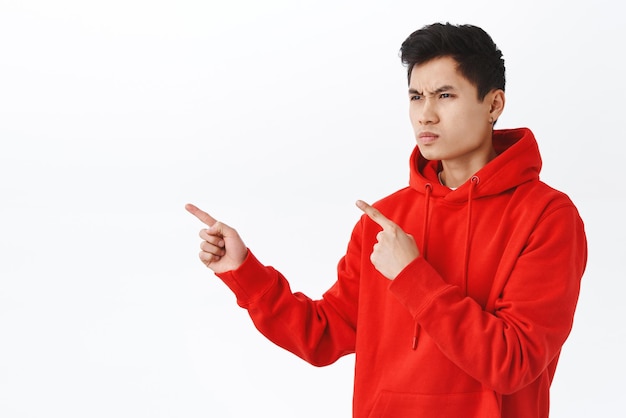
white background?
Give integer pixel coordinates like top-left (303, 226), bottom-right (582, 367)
top-left (1, 0), bottom-right (623, 416)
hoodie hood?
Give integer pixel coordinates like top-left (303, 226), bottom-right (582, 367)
top-left (409, 127), bottom-right (542, 200)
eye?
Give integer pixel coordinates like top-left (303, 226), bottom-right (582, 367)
top-left (410, 94), bottom-right (422, 101)
top-left (439, 93), bottom-right (451, 99)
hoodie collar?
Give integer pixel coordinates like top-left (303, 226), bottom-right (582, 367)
top-left (409, 127), bottom-right (542, 200)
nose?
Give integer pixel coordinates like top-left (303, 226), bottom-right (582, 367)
top-left (417, 98), bottom-right (438, 125)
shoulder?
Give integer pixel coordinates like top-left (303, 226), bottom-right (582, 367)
top-left (518, 180), bottom-right (577, 208)
top-left (512, 180), bottom-right (584, 228)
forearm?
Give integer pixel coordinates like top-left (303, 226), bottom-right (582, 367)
top-left (217, 251), bottom-right (357, 366)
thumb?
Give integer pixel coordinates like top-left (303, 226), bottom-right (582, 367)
top-left (185, 203), bottom-right (217, 227)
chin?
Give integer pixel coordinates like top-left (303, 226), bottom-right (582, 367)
top-left (417, 146), bottom-right (442, 161)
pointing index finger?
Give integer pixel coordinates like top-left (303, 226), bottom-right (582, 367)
top-left (356, 200), bottom-right (394, 230)
top-left (185, 203), bottom-right (217, 227)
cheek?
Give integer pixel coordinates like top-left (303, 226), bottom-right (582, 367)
top-left (451, 114), bottom-right (492, 150)
top-left (450, 110), bottom-right (482, 134)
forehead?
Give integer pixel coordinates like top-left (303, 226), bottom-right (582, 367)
top-left (409, 56), bottom-right (472, 92)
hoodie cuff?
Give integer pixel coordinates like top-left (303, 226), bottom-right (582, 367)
top-left (215, 250), bottom-right (277, 307)
top-left (388, 256), bottom-right (453, 318)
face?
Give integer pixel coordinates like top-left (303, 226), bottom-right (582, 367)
top-left (408, 56), bottom-right (504, 167)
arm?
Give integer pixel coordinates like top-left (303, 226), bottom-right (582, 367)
top-left (186, 203), bottom-right (359, 366)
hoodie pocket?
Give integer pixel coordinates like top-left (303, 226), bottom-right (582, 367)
top-left (368, 390), bottom-right (501, 418)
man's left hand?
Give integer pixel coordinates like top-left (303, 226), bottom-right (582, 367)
top-left (356, 200), bottom-right (420, 280)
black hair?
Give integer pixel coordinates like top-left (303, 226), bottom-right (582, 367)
top-left (400, 23), bottom-right (505, 100)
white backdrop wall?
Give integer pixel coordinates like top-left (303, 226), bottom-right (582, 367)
top-left (0, 0), bottom-right (623, 417)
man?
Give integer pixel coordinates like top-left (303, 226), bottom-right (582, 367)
top-left (186, 22), bottom-right (587, 417)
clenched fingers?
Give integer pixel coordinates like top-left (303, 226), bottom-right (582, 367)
top-left (198, 229), bottom-right (225, 263)
top-left (200, 239), bottom-right (225, 256)
top-left (199, 250), bottom-right (221, 266)
top-left (199, 228), bottom-right (225, 247)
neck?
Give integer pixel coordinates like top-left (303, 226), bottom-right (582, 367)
top-left (440, 147), bottom-right (497, 188)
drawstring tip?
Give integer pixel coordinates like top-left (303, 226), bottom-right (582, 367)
top-left (412, 336), bottom-right (418, 350)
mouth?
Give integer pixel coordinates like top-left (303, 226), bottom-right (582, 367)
top-left (418, 132), bottom-right (438, 145)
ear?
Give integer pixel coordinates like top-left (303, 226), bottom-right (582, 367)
top-left (488, 89), bottom-right (505, 123)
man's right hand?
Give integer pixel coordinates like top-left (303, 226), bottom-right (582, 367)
top-left (185, 203), bottom-right (248, 274)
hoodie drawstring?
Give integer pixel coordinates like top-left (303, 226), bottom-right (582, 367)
top-left (463, 176), bottom-right (479, 295)
top-left (421, 183), bottom-right (433, 259)
top-left (413, 183), bottom-right (433, 350)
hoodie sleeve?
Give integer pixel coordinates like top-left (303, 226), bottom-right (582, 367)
top-left (388, 201), bottom-right (587, 394)
top-left (214, 225), bottom-right (362, 367)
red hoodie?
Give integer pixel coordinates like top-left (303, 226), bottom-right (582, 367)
top-left (216, 127), bottom-right (587, 417)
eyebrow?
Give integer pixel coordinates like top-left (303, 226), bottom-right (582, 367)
top-left (408, 85), bottom-right (456, 96)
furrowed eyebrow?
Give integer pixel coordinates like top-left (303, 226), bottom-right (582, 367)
top-left (408, 85), bottom-right (455, 96)
top-left (432, 85), bottom-right (455, 94)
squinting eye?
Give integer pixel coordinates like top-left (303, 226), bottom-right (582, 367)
top-left (440, 93), bottom-right (451, 98)
top-left (410, 95), bottom-right (422, 101)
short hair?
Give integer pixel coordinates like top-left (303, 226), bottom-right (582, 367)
top-left (400, 23), bottom-right (506, 100)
